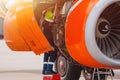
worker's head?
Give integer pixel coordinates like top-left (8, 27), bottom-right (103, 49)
top-left (44, 10), bottom-right (54, 22)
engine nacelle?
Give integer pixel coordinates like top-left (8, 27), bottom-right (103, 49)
top-left (3, 0), bottom-right (120, 68)
top-left (66, 0), bottom-right (120, 68)
top-left (3, 0), bottom-right (53, 54)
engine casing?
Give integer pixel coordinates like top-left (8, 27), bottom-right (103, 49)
top-left (66, 0), bottom-right (120, 68)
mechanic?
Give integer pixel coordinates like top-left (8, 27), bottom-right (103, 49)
top-left (42, 9), bottom-right (58, 75)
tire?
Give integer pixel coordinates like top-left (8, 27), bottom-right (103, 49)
top-left (55, 55), bottom-right (82, 80)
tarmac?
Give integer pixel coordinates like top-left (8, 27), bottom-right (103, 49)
top-left (0, 40), bottom-right (120, 80)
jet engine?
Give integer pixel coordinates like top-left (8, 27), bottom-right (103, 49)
top-left (66, 0), bottom-right (120, 68)
top-left (3, 0), bottom-right (53, 54)
top-left (3, 0), bottom-right (120, 68)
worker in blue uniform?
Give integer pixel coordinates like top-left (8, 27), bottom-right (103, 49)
top-left (42, 10), bottom-right (58, 75)
top-left (41, 0), bottom-right (73, 75)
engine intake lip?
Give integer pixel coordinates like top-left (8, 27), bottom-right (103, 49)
top-left (85, 0), bottom-right (120, 68)
top-left (96, 2), bottom-right (120, 59)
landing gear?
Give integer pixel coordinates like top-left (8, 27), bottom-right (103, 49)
top-left (52, 7), bottom-right (82, 80)
top-left (55, 54), bottom-right (82, 80)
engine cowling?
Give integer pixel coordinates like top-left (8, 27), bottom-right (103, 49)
top-left (3, 0), bottom-right (120, 68)
top-left (66, 0), bottom-right (120, 68)
top-left (3, 0), bottom-right (53, 54)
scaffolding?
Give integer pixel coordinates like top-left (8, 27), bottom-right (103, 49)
top-left (92, 68), bottom-right (114, 80)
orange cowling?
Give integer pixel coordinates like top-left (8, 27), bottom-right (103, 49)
top-left (66, 0), bottom-right (108, 68)
top-left (66, 0), bottom-right (120, 68)
top-left (4, 0), bottom-right (53, 55)
top-left (3, 0), bottom-right (120, 68)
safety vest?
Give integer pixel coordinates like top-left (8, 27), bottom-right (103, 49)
top-left (44, 10), bottom-right (54, 22)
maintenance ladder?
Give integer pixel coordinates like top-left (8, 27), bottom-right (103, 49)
top-left (92, 68), bottom-right (114, 80)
